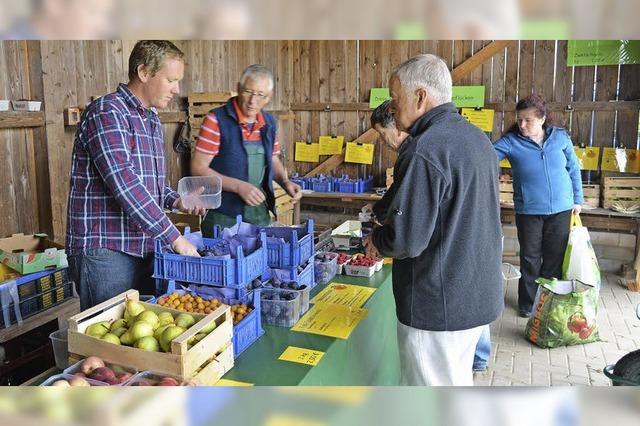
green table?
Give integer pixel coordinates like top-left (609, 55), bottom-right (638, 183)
top-left (222, 265), bottom-right (401, 385)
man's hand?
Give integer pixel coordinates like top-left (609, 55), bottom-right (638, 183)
top-left (173, 191), bottom-right (207, 216)
top-left (363, 234), bottom-right (381, 259)
top-left (236, 181), bottom-right (266, 206)
top-left (572, 204), bottom-right (582, 215)
top-left (282, 180), bottom-right (302, 202)
top-left (171, 235), bottom-right (200, 257)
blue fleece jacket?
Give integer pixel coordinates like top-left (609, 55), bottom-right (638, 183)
top-left (494, 127), bottom-right (583, 215)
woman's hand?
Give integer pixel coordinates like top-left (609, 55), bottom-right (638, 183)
top-left (572, 204), bottom-right (582, 215)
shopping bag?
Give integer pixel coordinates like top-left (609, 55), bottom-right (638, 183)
top-left (525, 278), bottom-right (600, 348)
top-left (562, 214), bottom-right (601, 289)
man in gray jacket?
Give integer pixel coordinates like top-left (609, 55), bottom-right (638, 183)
top-left (364, 54), bottom-right (503, 385)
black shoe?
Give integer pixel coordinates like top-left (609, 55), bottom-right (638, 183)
top-left (518, 309), bottom-right (531, 318)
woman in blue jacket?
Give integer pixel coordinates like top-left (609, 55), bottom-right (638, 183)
top-left (494, 94), bottom-right (583, 318)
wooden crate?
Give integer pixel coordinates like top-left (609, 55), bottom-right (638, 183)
top-left (603, 176), bottom-right (640, 209)
top-left (67, 290), bottom-right (233, 385)
top-left (166, 211), bottom-right (201, 233)
top-left (386, 168), bottom-right (393, 188)
top-left (582, 184), bottom-right (600, 208)
top-left (499, 179), bottom-right (514, 205)
top-left (274, 183), bottom-right (295, 225)
top-left (188, 91), bottom-right (236, 144)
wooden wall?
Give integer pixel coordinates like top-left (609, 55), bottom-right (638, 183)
top-left (0, 40), bottom-right (638, 242)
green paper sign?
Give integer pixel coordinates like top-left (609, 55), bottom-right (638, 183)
top-left (369, 88), bottom-right (391, 109)
top-left (567, 40), bottom-right (640, 66)
top-left (452, 86), bottom-right (485, 108)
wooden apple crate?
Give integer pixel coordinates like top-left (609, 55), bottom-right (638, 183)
top-left (386, 168), bottom-right (394, 188)
top-left (499, 178), bottom-right (514, 205)
top-left (67, 290), bottom-right (234, 385)
top-left (582, 184), bottom-right (600, 208)
top-left (188, 91), bottom-right (236, 144)
top-left (603, 176), bottom-right (640, 209)
top-left (274, 183), bottom-right (295, 225)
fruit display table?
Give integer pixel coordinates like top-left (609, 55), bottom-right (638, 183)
top-left (222, 265), bottom-right (400, 385)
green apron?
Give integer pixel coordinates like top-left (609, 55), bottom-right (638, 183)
top-left (202, 142), bottom-right (271, 236)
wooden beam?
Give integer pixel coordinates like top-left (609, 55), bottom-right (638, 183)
top-left (291, 102), bottom-right (370, 112)
top-left (0, 111), bottom-right (45, 129)
top-left (451, 41), bottom-right (515, 83)
top-left (485, 100), bottom-right (640, 112)
top-left (157, 111), bottom-right (186, 123)
top-left (304, 128), bottom-right (379, 177)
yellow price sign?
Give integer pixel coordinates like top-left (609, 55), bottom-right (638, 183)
top-left (278, 346), bottom-right (325, 366)
top-left (573, 147), bottom-right (600, 170)
top-left (601, 147), bottom-right (640, 173)
top-left (460, 108), bottom-right (495, 132)
top-left (295, 141), bottom-right (320, 162)
top-left (318, 136), bottom-right (345, 155)
top-left (344, 142), bottom-right (375, 164)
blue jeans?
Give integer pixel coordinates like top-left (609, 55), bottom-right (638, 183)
top-left (473, 324), bottom-right (491, 371)
top-left (68, 248), bottom-right (154, 310)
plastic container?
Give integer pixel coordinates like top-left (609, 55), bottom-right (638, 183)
top-left (309, 175), bottom-right (335, 192)
top-left (270, 260), bottom-right (315, 289)
top-left (41, 373), bottom-right (107, 386)
top-left (64, 359), bottom-right (137, 385)
top-left (334, 175), bottom-right (374, 193)
top-left (331, 220), bottom-right (362, 250)
top-left (49, 329), bottom-right (69, 370)
top-left (260, 288), bottom-right (301, 327)
top-left (124, 370), bottom-right (195, 386)
top-left (313, 252), bottom-right (338, 285)
top-left (178, 175), bottom-right (222, 210)
top-left (262, 281), bottom-right (310, 315)
top-left (261, 220), bottom-right (314, 268)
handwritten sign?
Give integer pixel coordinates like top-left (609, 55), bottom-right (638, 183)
top-left (574, 147), bottom-right (600, 171)
top-left (279, 346), bottom-right (325, 366)
top-left (601, 147), bottom-right (640, 173)
top-left (460, 108), bottom-right (495, 132)
top-left (295, 141), bottom-right (320, 162)
top-left (344, 142), bottom-right (375, 164)
top-left (452, 86), bottom-right (485, 108)
top-left (318, 136), bottom-right (344, 155)
top-left (292, 304), bottom-right (368, 339)
top-left (369, 88), bottom-right (391, 109)
top-left (311, 283), bottom-right (376, 308)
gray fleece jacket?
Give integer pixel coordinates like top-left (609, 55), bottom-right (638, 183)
top-left (371, 102), bottom-right (504, 331)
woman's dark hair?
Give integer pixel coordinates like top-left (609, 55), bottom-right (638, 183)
top-left (370, 99), bottom-right (395, 129)
top-left (505, 93), bottom-right (556, 135)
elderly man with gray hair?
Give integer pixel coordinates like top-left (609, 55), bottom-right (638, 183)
top-left (364, 54), bottom-right (503, 385)
top-left (192, 64), bottom-right (302, 233)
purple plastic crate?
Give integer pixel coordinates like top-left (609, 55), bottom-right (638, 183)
top-left (261, 220), bottom-right (314, 268)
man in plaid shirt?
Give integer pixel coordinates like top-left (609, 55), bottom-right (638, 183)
top-left (66, 41), bottom-right (203, 309)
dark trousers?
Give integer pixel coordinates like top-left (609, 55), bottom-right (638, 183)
top-left (68, 248), bottom-right (155, 310)
top-left (515, 209), bottom-right (572, 312)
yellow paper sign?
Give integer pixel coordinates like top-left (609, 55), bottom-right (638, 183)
top-left (574, 147), bottom-right (600, 171)
top-left (278, 346), bottom-right (325, 366)
top-left (311, 283), bottom-right (376, 308)
top-left (295, 141), bottom-right (320, 162)
top-left (344, 142), bottom-right (375, 164)
top-left (291, 304), bottom-right (368, 339)
top-left (318, 136), bottom-right (345, 155)
top-left (499, 158), bottom-right (511, 168)
top-left (460, 108), bottom-right (495, 132)
top-left (601, 147), bottom-right (640, 173)
top-left (384, 257), bottom-right (393, 265)
top-left (264, 415), bottom-right (326, 426)
top-left (214, 379), bottom-right (254, 386)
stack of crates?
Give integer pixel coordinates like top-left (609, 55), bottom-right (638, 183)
top-left (153, 218), bottom-right (266, 358)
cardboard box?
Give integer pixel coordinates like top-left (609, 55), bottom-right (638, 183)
top-left (0, 233), bottom-right (67, 274)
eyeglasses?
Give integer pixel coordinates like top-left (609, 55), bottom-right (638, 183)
top-left (241, 88), bottom-right (269, 100)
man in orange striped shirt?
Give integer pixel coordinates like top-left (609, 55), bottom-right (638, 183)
top-left (191, 65), bottom-right (302, 234)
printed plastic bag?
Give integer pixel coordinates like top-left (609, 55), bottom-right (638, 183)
top-left (562, 214), bottom-right (601, 290)
top-left (525, 278), bottom-right (600, 348)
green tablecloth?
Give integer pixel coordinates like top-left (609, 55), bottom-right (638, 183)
top-left (222, 265), bottom-right (401, 385)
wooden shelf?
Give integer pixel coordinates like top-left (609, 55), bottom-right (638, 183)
top-left (0, 111), bottom-right (45, 129)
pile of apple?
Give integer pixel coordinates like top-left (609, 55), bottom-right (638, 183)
top-left (84, 298), bottom-right (217, 353)
top-left (50, 356), bottom-right (133, 386)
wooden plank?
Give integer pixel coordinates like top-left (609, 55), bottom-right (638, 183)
top-left (553, 40), bottom-right (572, 131)
top-left (617, 64), bottom-right (640, 148)
top-left (533, 40), bottom-right (555, 101)
top-left (452, 41), bottom-right (471, 85)
top-left (0, 111), bottom-right (45, 128)
top-left (572, 65), bottom-right (595, 147)
top-left (291, 102), bottom-right (370, 111)
top-left (594, 64), bottom-right (618, 150)
top-left (503, 41), bottom-right (519, 134)
top-left (451, 41), bottom-right (515, 83)
top-left (518, 41), bottom-right (535, 98)
top-left (484, 101), bottom-right (640, 112)
top-left (489, 40), bottom-right (506, 140)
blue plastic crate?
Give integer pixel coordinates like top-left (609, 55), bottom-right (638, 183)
top-left (261, 219), bottom-right (314, 268)
top-left (334, 175), bottom-right (374, 193)
top-left (1, 280), bottom-right (74, 328)
top-left (309, 174), bottom-right (335, 192)
top-left (154, 230), bottom-right (267, 289)
top-left (155, 281), bottom-right (263, 359)
top-left (289, 174), bottom-right (309, 190)
top-left (270, 260), bottom-right (316, 289)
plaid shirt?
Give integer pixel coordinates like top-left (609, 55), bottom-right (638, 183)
top-left (66, 84), bottom-right (181, 257)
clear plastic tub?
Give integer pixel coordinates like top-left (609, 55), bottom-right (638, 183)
top-left (125, 371), bottom-right (196, 386)
top-left (178, 175), bottom-right (222, 209)
top-left (49, 329), bottom-right (68, 370)
top-left (260, 288), bottom-right (301, 327)
top-left (41, 373), bottom-right (107, 386)
top-left (314, 252), bottom-right (338, 285)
